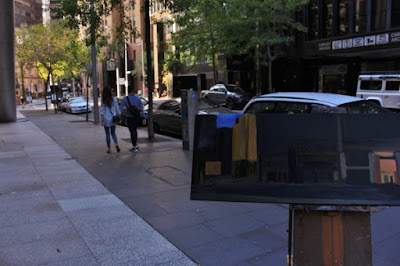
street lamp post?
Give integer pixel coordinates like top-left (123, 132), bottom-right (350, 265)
top-left (125, 41), bottom-right (129, 96)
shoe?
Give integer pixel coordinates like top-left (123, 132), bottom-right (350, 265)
top-left (130, 145), bottom-right (139, 152)
top-left (116, 145), bottom-right (120, 153)
top-left (106, 149), bottom-right (111, 153)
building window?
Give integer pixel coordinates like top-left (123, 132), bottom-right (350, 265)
top-left (371, 0), bottom-right (387, 31)
top-left (308, 0), bottom-right (319, 40)
top-left (392, 1), bottom-right (400, 27)
top-left (339, 0), bottom-right (349, 35)
top-left (354, 0), bottom-right (367, 33)
top-left (322, 0), bottom-right (333, 38)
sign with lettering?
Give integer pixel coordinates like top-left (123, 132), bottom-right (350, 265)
top-left (315, 31), bottom-right (397, 54)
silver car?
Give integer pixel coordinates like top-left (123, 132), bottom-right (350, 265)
top-left (242, 92), bottom-right (391, 114)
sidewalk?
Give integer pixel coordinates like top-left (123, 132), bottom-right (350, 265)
top-left (0, 110), bottom-right (196, 265)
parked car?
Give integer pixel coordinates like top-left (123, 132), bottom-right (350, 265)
top-left (118, 96), bottom-right (148, 126)
top-left (356, 73), bottom-right (400, 110)
top-left (153, 99), bottom-right (235, 137)
top-left (200, 84), bottom-right (253, 109)
top-left (242, 92), bottom-right (392, 114)
top-left (61, 97), bottom-right (92, 114)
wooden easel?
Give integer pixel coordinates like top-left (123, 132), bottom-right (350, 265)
top-left (288, 205), bottom-right (373, 266)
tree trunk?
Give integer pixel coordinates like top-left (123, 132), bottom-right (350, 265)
top-left (145, 0), bottom-right (154, 141)
top-left (44, 76), bottom-right (49, 111)
top-left (90, 1), bottom-right (99, 125)
top-left (212, 54), bottom-right (218, 84)
top-left (255, 44), bottom-right (261, 96)
top-left (210, 28), bottom-right (218, 83)
top-left (20, 65), bottom-right (25, 99)
top-left (267, 44), bottom-right (272, 93)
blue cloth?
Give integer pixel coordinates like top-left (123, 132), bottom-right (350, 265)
top-left (216, 114), bottom-right (243, 128)
top-left (100, 97), bottom-right (121, 127)
top-left (120, 95), bottom-right (143, 117)
top-left (104, 125), bottom-right (118, 148)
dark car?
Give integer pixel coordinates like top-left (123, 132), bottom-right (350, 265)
top-left (200, 84), bottom-right (253, 110)
top-left (153, 98), bottom-right (236, 138)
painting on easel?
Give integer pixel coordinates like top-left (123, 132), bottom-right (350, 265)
top-left (191, 113), bottom-right (400, 205)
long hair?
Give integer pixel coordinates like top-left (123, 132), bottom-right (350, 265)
top-left (102, 85), bottom-right (113, 108)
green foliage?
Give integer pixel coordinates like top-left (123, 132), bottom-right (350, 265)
top-left (15, 21), bottom-right (92, 84)
top-left (163, 51), bottom-right (184, 74)
top-left (53, 0), bottom-right (137, 47)
top-left (168, 0), bottom-right (308, 64)
top-left (220, 0), bottom-right (308, 65)
top-left (168, 0), bottom-right (226, 67)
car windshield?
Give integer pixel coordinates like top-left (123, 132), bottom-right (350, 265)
top-left (140, 97), bottom-right (148, 106)
top-left (227, 86), bottom-right (245, 94)
top-left (71, 98), bottom-right (85, 104)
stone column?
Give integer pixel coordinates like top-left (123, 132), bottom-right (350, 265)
top-left (0, 0), bottom-right (16, 122)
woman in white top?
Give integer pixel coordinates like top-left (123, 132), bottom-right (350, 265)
top-left (100, 85), bottom-right (121, 153)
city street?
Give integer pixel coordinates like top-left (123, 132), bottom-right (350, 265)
top-left (15, 100), bottom-right (400, 265)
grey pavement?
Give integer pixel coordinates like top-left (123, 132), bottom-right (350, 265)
top-left (1, 99), bottom-right (400, 265)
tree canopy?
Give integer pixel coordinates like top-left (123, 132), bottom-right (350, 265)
top-left (168, 0), bottom-right (308, 93)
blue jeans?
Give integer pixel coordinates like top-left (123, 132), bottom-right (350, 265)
top-left (104, 126), bottom-right (118, 148)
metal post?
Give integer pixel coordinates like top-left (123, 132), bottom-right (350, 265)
top-left (90, 1), bottom-right (99, 124)
top-left (116, 67), bottom-right (121, 98)
top-left (0, 0), bottom-right (16, 122)
top-left (141, 40), bottom-right (145, 96)
top-left (125, 41), bottom-right (128, 96)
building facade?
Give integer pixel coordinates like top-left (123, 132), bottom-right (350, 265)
top-left (289, 0), bottom-right (400, 96)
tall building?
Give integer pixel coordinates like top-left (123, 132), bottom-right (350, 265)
top-left (14, 0), bottom-right (42, 27)
top-left (278, 0), bottom-right (400, 96)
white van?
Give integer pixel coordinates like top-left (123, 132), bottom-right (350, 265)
top-left (356, 73), bottom-right (400, 110)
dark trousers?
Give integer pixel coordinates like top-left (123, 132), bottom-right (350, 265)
top-left (127, 117), bottom-right (139, 146)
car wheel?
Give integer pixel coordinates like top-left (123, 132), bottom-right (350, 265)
top-left (226, 98), bottom-right (234, 109)
top-left (154, 122), bottom-right (161, 133)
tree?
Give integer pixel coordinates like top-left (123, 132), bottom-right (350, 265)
top-left (167, 0), bottom-right (227, 84)
top-left (15, 24), bottom-right (35, 100)
top-left (54, 0), bottom-right (136, 125)
top-left (16, 21), bottom-right (80, 111)
top-left (167, 0), bottom-right (307, 94)
top-left (217, 0), bottom-right (308, 94)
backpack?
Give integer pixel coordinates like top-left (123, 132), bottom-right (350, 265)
top-left (126, 96), bottom-right (141, 117)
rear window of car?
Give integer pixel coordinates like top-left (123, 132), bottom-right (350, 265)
top-left (386, 81), bottom-right (400, 91)
top-left (245, 101), bottom-right (326, 114)
top-left (339, 100), bottom-right (391, 114)
top-left (359, 80), bottom-right (382, 90)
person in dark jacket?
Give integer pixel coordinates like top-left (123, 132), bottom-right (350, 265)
top-left (120, 87), bottom-right (144, 152)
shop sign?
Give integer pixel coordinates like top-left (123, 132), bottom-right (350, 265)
top-left (342, 39), bottom-right (353, 49)
top-left (391, 32), bottom-right (400, 42)
top-left (317, 33), bottom-right (393, 52)
top-left (377, 34), bottom-right (389, 44)
top-left (353, 37), bottom-right (364, 47)
top-left (364, 36), bottom-right (376, 46)
top-left (318, 42), bottom-right (331, 51)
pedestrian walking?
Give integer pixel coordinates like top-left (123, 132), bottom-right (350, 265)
top-left (120, 86), bottom-right (144, 152)
top-left (100, 85), bottom-right (121, 154)
top-left (20, 95), bottom-right (25, 109)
